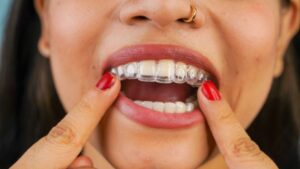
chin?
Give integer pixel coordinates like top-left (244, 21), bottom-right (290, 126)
top-left (99, 107), bottom-right (212, 169)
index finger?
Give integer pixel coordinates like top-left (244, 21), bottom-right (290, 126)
top-left (197, 81), bottom-right (277, 169)
top-left (12, 73), bottom-right (120, 169)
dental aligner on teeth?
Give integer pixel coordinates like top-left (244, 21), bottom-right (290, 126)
top-left (110, 59), bottom-right (210, 87)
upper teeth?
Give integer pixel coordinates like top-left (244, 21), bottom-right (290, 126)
top-left (111, 59), bottom-right (210, 86)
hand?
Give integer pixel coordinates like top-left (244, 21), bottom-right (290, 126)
top-left (11, 73), bottom-right (120, 169)
top-left (197, 81), bottom-right (278, 169)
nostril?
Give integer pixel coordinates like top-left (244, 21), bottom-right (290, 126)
top-left (177, 18), bottom-right (187, 23)
top-left (132, 16), bottom-right (149, 21)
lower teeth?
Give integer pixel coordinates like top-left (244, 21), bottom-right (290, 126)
top-left (133, 100), bottom-right (197, 114)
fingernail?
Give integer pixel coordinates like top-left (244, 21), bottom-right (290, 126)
top-left (201, 80), bottom-right (221, 101)
top-left (96, 72), bottom-right (115, 90)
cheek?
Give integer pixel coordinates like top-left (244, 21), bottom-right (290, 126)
top-left (211, 2), bottom-right (281, 127)
top-left (46, 1), bottom-right (110, 110)
top-left (213, 1), bottom-right (280, 55)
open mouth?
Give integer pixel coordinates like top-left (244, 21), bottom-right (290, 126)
top-left (104, 44), bottom-right (217, 128)
top-left (111, 59), bottom-right (210, 114)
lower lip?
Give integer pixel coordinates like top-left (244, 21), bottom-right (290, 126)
top-left (115, 93), bottom-right (205, 129)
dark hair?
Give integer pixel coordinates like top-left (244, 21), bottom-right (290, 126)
top-left (0, 0), bottom-right (299, 168)
top-left (0, 0), bottom-right (65, 167)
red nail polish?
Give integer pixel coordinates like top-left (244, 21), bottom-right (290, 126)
top-left (96, 72), bottom-right (115, 90)
top-left (201, 80), bottom-right (221, 101)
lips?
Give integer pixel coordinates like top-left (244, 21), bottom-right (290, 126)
top-left (104, 44), bottom-right (218, 80)
top-left (116, 93), bottom-right (204, 128)
top-left (102, 44), bottom-right (218, 129)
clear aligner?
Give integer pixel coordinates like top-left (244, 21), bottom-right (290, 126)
top-left (111, 60), bottom-right (209, 87)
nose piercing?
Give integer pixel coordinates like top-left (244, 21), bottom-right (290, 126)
top-left (183, 0), bottom-right (197, 23)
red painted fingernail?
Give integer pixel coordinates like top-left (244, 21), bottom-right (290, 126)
top-left (96, 72), bottom-right (115, 90)
top-left (201, 80), bottom-right (221, 101)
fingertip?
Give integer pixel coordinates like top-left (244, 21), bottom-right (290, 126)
top-left (197, 86), bottom-right (210, 114)
top-left (88, 73), bottom-right (121, 103)
top-left (200, 81), bottom-right (222, 101)
top-left (96, 72), bottom-right (121, 92)
top-left (197, 81), bottom-right (220, 104)
top-left (96, 72), bottom-right (115, 90)
top-left (112, 76), bottom-right (121, 92)
top-left (197, 81), bottom-right (223, 116)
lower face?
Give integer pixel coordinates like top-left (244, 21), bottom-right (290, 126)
top-left (43, 0), bottom-right (283, 168)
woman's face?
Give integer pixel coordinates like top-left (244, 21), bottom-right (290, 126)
top-left (36, 0), bottom-right (298, 168)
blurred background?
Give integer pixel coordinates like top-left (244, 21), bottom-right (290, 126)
top-left (0, 0), bottom-right (12, 45)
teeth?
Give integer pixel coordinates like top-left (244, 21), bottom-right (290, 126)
top-left (186, 103), bottom-right (195, 112)
top-left (114, 65), bottom-right (127, 80)
top-left (134, 100), bottom-right (143, 106)
top-left (165, 102), bottom-right (176, 113)
top-left (185, 95), bottom-right (196, 103)
top-left (174, 62), bottom-right (187, 84)
top-left (186, 65), bottom-right (199, 86)
top-left (175, 101), bottom-right (186, 113)
top-left (111, 59), bottom-right (210, 87)
top-left (153, 102), bottom-right (165, 112)
top-left (156, 60), bottom-right (175, 84)
top-left (133, 100), bottom-right (197, 113)
top-left (124, 62), bottom-right (138, 79)
top-left (195, 69), bottom-right (209, 86)
top-left (142, 101), bottom-right (153, 109)
top-left (138, 60), bottom-right (156, 82)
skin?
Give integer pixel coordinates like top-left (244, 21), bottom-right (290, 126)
top-left (11, 0), bottom-right (300, 169)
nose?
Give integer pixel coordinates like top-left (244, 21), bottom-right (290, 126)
top-left (119, 0), bottom-right (204, 28)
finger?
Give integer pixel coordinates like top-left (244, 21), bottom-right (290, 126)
top-left (68, 155), bottom-right (93, 169)
top-left (12, 73), bottom-right (120, 169)
top-left (197, 81), bottom-right (278, 169)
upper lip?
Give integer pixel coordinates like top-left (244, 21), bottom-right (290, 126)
top-left (103, 44), bottom-right (219, 85)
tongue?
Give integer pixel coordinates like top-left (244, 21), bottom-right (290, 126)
top-left (122, 80), bottom-right (195, 102)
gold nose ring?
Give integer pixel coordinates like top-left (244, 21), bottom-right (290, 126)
top-left (183, 1), bottom-right (197, 23)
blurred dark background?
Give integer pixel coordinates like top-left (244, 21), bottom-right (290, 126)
top-left (295, 33), bottom-right (300, 74)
